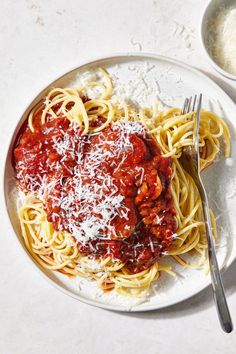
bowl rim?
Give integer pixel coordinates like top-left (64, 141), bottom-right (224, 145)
top-left (200, 0), bottom-right (236, 81)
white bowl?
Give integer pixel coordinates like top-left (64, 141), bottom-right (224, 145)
top-left (200, 0), bottom-right (236, 80)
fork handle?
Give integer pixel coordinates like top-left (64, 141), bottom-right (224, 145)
top-left (197, 178), bottom-right (233, 333)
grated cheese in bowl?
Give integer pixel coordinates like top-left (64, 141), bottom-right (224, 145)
top-left (204, 2), bottom-right (236, 78)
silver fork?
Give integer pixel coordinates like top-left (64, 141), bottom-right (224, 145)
top-left (179, 94), bottom-right (233, 333)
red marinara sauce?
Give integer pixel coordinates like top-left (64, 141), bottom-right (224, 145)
top-left (14, 112), bottom-right (177, 273)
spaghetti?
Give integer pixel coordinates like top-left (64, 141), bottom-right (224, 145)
top-left (14, 68), bottom-right (230, 297)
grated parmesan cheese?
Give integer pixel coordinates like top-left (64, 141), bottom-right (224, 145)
top-left (42, 121), bottom-right (146, 245)
top-left (206, 5), bottom-right (236, 75)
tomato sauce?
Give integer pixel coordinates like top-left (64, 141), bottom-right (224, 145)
top-left (14, 113), bottom-right (177, 273)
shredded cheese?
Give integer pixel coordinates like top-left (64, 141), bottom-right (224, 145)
top-left (19, 121), bottom-right (146, 246)
top-left (206, 5), bottom-right (236, 75)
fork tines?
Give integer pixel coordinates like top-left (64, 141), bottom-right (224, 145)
top-left (182, 94), bottom-right (198, 115)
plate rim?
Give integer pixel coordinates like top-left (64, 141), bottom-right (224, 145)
top-left (3, 52), bottom-right (236, 312)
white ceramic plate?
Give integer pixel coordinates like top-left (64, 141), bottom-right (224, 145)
top-left (4, 53), bottom-right (236, 312)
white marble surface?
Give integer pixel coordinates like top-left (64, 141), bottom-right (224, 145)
top-left (0, 0), bottom-right (236, 353)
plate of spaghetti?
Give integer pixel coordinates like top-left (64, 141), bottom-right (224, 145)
top-left (4, 54), bottom-right (236, 311)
